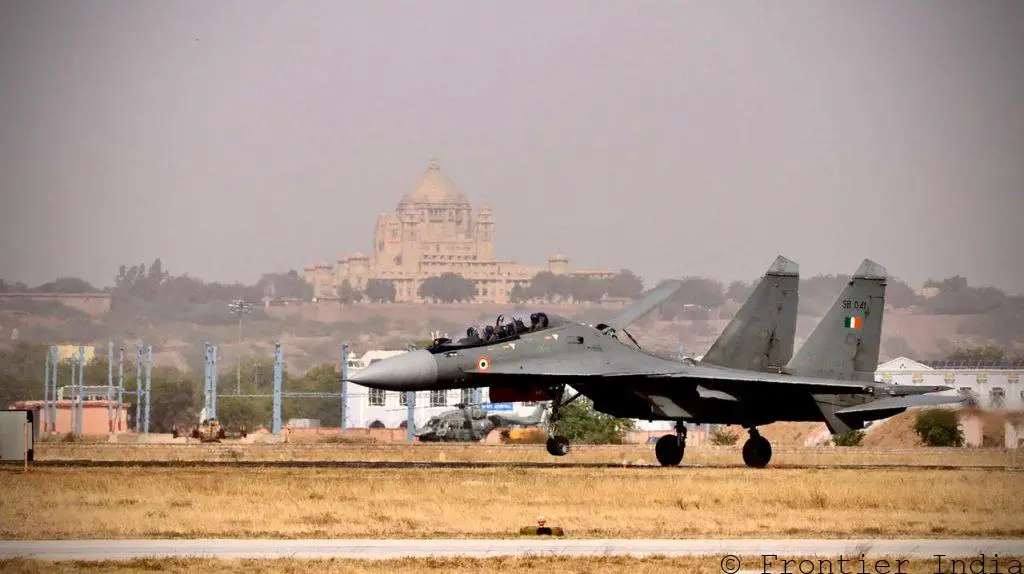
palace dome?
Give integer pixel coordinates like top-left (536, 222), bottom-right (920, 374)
top-left (399, 157), bottom-right (469, 207)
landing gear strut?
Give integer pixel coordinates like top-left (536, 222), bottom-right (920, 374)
top-left (655, 422), bottom-right (687, 466)
top-left (544, 385), bottom-right (580, 457)
top-left (742, 427), bottom-right (772, 468)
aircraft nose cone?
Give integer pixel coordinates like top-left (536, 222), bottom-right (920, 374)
top-left (346, 349), bottom-right (438, 390)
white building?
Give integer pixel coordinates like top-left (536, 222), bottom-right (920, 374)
top-left (343, 350), bottom-right (535, 429)
top-left (876, 357), bottom-right (1023, 409)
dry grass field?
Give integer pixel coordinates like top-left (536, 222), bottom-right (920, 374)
top-left (4, 556), bottom-right (1024, 574)
top-left (32, 441), bottom-right (1023, 468)
top-left (2, 463), bottom-right (1021, 540)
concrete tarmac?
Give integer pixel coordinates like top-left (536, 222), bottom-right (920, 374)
top-left (3, 539), bottom-right (1024, 561)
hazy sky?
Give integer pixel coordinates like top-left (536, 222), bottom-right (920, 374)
top-left (2, 1), bottom-right (1022, 292)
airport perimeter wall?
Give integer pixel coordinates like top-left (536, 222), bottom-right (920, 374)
top-left (0, 292), bottom-right (112, 316)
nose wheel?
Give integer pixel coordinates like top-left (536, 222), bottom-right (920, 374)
top-left (546, 435), bottom-right (570, 456)
top-left (544, 384), bottom-right (580, 457)
top-left (742, 428), bottom-right (772, 468)
top-left (655, 422), bottom-right (687, 466)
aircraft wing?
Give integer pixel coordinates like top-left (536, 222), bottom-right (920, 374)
top-left (835, 393), bottom-right (965, 415)
top-left (468, 358), bottom-right (879, 395)
top-left (636, 367), bottom-right (878, 394)
top-left (603, 279), bottom-right (683, 330)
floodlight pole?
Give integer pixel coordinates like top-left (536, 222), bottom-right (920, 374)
top-left (229, 299), bottom-right (252, 395)
top-left (144, 345), bottom-right (152, 433)
top-left (236, 311), bottom-right (243, 394)
top-left (210, 345), bottom-right (218, 419)
top-left (68, 355), bottom-right (76, 434)
top-left (76, 345), bottom-right (85, 436)
top-left (272, 342), bottom-right (282, 435)
top-left (203, 343), bottom-right (212, 419)
top-left (49, 346), bottom-right (58, 433)
top-left (43, 349), bottom-right (51, 433)
top-left (117, 347), bottom-right (124, 432)
top-left (135, 342), bottom-right (143, 433)
top-left (107, 342), bottom-right (114, 434)
top-left (340, 344), bottom-right (349, 434)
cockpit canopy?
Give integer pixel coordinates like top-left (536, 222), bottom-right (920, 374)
top-left (427, 310), bottom-right (569, 351)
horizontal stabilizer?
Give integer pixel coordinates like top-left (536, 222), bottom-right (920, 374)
top-left (836, 394), bottom-right (964, 416)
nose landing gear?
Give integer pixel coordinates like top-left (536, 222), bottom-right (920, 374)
top-left (655, 422), bottom-right (687, 466)
top-left (742, 427), bottom-right (772, 468)
top-left (546, 435), bottom-right (570, 456)
top-left (544, 384), bottom-right (580, 457)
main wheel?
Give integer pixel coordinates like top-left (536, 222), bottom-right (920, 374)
top-left (655, 434), bottom-right (684, 466)
top-left (742, 435), bottom-right (772, 468)
top-left (546, 435), bottom-right (570, 456)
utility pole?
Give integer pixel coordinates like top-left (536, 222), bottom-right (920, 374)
top-left (228, 298), bottom-right (252, 395)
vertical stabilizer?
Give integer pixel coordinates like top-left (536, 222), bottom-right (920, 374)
top-left (701, 255), bottom-right (799, 372)
top-left (786, 259), bottom-right (887, 382)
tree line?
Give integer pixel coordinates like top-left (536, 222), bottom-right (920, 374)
top-left (331, 270), bottom-right (646, 304)
top-left (3, 258), bottom-right (1021, 319)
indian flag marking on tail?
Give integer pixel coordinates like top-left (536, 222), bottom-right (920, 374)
top-left (844, 316), bottom-right (863, 329)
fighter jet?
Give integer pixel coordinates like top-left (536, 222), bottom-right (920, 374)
top-left (348, 257), bottom-right (962, 467)
top-left (415, 403), bottom-right (547, 442)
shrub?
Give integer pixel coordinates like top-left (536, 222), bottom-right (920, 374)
top-left (832, 430), bottom-right (865, 447)
top-left (319, 434), bottom-right (376, 444)
top-left (555, 398), bottom-right (634, 444)
top-left (914, 408), bottom-right (965, 447)
top-left (500, 429), bottom-right (547, 444)
top-left (708, 426), bottom-right (739, 446)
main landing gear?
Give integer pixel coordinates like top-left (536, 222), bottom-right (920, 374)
top-left (742, 427), bottom-right (772, 468)
top-left (655, 422), bottom-right (687, 466)
top-left (544, 384), bottom-right (581, 457)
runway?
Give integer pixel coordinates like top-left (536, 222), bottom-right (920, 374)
top-left (4, 538), bottom-right (1024, 561)
top-left (20, 459), bottom-right (1019, 471)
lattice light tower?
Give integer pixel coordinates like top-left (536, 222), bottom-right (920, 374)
top-left (228, 298), bottom-right (253, 395)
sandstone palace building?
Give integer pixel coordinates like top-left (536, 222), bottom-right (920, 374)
top-left (304, 158), bottom-right (614, 304)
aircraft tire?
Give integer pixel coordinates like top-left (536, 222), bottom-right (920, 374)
top-left (546, 435), bottom-right (570, 456)
top-left (742, 436), bottom-right (772, 468)
top-left (655, 434), bottom-right (684, 467)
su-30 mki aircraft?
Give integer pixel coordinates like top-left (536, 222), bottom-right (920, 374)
top-left (347, 257), bottom-right (963, 467)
